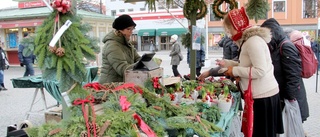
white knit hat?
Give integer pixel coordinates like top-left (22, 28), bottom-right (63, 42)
top-left (170, 34), bottom-right (178, 42)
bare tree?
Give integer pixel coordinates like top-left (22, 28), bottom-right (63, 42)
top-left (77, 0), bottom-right (106, 14)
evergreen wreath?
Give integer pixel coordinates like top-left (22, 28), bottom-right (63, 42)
top-left (183, 0), bottom-right (208, 20)
top-left (212, 0), bottom-right (238, 19)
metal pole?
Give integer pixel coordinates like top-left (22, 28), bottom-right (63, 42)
top-left (205, 6), bottom-right (209, 60)
top-left (316, 17), bottom-right (319, 93)
top-left (100, 0), bottom-right (102, 14)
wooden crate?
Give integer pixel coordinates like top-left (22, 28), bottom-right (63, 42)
top-left (45, 106), bottom-right (62, 123)
top-left (125, 67), bottom-right (163, 86)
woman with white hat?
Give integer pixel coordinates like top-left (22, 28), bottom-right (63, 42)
top-left (169, 34), bottom-right (182, 77)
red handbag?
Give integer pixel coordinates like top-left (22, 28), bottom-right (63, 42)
top-left (241, 67), bottom-right (254, 137)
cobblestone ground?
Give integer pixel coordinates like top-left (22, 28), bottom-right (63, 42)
top-left (0, 49), bottom-right (319, 136)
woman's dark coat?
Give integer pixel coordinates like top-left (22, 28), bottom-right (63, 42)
top-left (261, 18), bottom-right (309, 121)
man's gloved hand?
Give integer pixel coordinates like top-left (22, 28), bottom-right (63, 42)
top-left (20, 63), bottom-right (24, 67)
top-left (224, 66), bottom-right (235, 77)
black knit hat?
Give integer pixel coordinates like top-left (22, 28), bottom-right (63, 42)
top-left (112, 14), bottom-right (136, 30)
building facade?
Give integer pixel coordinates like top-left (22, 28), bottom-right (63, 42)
top-left (0, 0), bottom-right (114, 66)
top-left (106, 0), bottom-right (318, 50)
top-left (207, 0), bottom-right (318, 47)
top-left (105, 0), bottom-right (206, 51)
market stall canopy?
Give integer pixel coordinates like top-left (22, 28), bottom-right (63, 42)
top-left (0, 7), bottom-right (113, 20)
top-left (156, 28), bottom-right (188, 36)
top-left (138, 29), bottom-right (156, 36)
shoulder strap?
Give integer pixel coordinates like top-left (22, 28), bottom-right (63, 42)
top-left (279, 40), bottom-right (290, 55)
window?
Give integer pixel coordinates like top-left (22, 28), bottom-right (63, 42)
top-left (140, 8), bottom-right (146, 11)
top-left (119, 9), bottom-right (125, 12)
top-left (303, 0), bottom-right (317, 18)
top-left (273, 0), bottom-right (285, 12)
top-left (111, 10), bottom-right (116, 16)
top-left (128, 8), bottom-right (134, 12)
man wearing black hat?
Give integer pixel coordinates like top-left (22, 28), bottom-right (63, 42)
top-left (98, 14), bottom-right (141, 83)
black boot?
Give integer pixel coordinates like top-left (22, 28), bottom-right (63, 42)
top-left (1, 83), bottom-right (7, 90)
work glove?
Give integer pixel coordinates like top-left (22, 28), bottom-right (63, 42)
top-left (20, 63), bottom-right (24, 67)
top-left (224, 66), bottom-right (235, 77)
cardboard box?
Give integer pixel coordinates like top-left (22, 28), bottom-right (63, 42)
top-left (45, 106), bottom-right (62, 123)
top-left (125, 67), bottom-right (163, 87)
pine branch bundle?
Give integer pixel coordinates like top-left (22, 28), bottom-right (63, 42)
top-left (245, 0), bottom-right (270, 23)
top-left (34, 10), bottom-right (97, 92)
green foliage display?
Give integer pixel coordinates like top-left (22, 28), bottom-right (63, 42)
top-left (183, 0), bottom-right (207, 20)
top-left (26, 81), bottom-right (225, 136)
top-left (34, 10), bottom-right (98, 92)
top-left (212, 0), bottom-right (238, 19)
top-left (245, 0), bottom-right (270, 23)
top-left (181, 32), bottom-right (205, 49)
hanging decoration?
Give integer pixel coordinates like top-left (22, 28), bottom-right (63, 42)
top-left (212, 0), bottom-right (238, 19)
top-left (183, 0), bottom-right (208, 20)
top-left (245, 0), bottom-right (270, 23)
top-left (50, 0), bottom-right (71, 14)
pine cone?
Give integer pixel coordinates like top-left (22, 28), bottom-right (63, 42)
top-left (89, 123), bottom-right (100, 134)
top-left (48, 46), bottom-right (57, 53)
top-left (80, 131), bottom-right (88, 137)
top-left (55, 47), bottom-right (65, 57)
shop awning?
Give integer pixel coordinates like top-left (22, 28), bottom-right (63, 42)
top-left (156, 28), bottom-right (188, 36)
top-left (138, 29), bottom-right (156, 36)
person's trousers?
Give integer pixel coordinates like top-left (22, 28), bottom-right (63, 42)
top-left (172, 65), bottom-right (180, 77)
top-left (0, 70), bottom-right (3, 85)
top-left (196, 67), bottom-right (202, 77)
top-left (24, 63), bottom-right (35, 77)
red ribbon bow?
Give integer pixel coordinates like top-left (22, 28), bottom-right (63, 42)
top-left (83, 82), bottom-right (109, 91)
top-left (114, 83), bottom-right (143, 94)
top-left (51, 0), bottom-right (71, 14)
top-left (119, 96), bottom-right (157, 137)
top-left (73, 95), bottom-right (97, 137)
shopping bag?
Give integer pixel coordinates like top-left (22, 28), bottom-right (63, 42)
top-left (284, 99), bottom-right (304, 137)
top-left (241, 68), bottom-right (254, 137)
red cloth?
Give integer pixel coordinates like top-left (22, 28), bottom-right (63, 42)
top-left (241, 68), bottom-right (254, 137)
top-left (119, 96), bottom-right (157, 137)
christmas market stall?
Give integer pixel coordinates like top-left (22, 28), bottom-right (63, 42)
top-left (7, 0), bottom-right (248, 136)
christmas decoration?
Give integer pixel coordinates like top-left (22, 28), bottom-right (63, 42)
top-left (245, 0), bottom-right (270, 23)
top-left (50, 0), bottom-right (71, 14)
top-left (212, 0), bottom-right (238, 19)
top-left (34, 1), bottom-right (97, 93)
top-left (183, 0), bottom-right (208, 20)
top-left (73, 95), bottom-right (97, 137)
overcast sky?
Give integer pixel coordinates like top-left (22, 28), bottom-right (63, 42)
top-left (0, 0), bottom-right (18, 9)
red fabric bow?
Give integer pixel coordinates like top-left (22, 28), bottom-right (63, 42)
top-left (73, 95), bottom-right (97, 137)
top-left (51, 0), bottom-right (71, 14)
top-left (114, 83), bottom-right (143, 94)
top-left (119, 96), bottom-right (157, 137)
top-left (83, 82), bottom-right (109, 91)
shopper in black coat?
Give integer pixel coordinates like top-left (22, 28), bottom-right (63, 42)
top-left (218, 35), bottom-right (238, 60)
top-left (261, 18), bottom-right (309, 122)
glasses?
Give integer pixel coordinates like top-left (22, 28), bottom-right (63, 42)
top-left (126, 27), bottom-right (135, 31)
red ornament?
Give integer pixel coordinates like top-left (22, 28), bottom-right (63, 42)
top-left (51, 0), bottom-right (71, 14)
